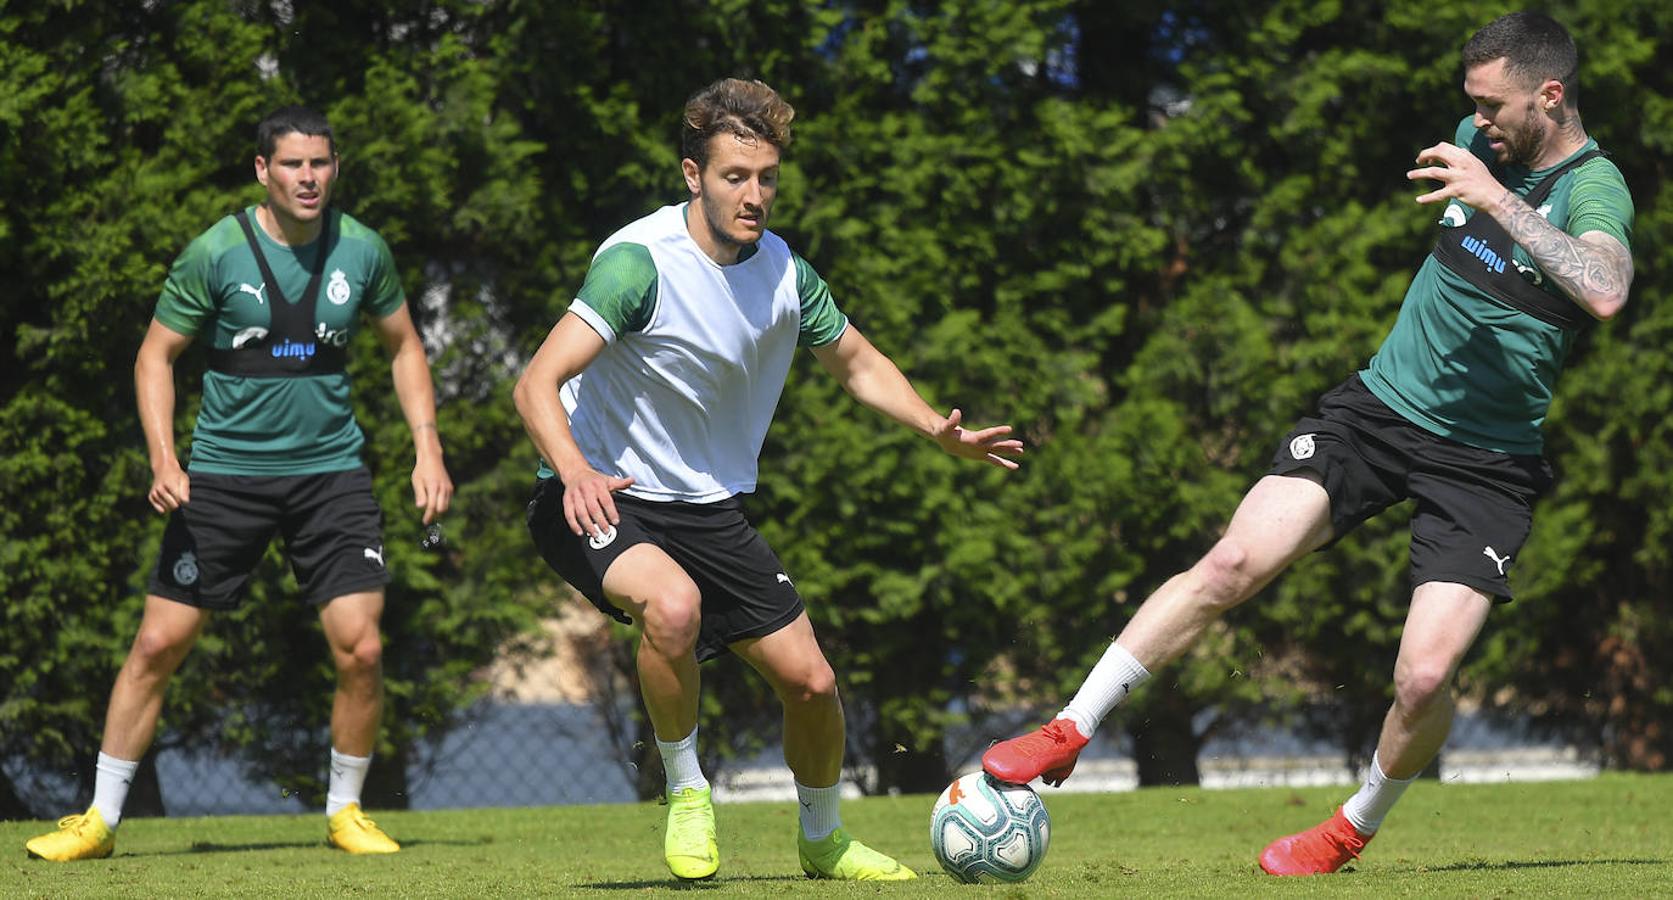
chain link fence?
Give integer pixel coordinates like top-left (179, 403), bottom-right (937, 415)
top-left (5, 595), bottom-right (1600, 820)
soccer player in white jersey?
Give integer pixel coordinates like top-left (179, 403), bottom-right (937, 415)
top-left (514, 78), bottom-right (1024, 882)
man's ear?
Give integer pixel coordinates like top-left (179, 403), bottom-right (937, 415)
top-left (1540, 78), bottom-right (1566, 111)
top-left (682, 157), bottom-right (702, 197)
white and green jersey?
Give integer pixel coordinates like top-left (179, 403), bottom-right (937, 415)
top-left (155, 207), bottom-right (406, 475)
top-left (551, 203), bottom-right (848, 502)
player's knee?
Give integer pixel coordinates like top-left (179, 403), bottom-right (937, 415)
top-left (1393, 658), bottom-right (1454, 711)
top-left (343, 632), bottom-right (383, 675)
top-left (641, 585), bottom-right (702, 650)
top-left (1194, 539), bottom-right (1255, 607)
top-left (129, 624), bottom-right (195, 671)
top-left (782, 661), bottom-right (837, 706)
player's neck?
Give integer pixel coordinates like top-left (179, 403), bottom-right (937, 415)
top-left (1530, 115), bottom-right (1589, 171)
top-left (256, 202), bottom-right (325, 247)
top-left (683, 201), bottom-right (745, 265)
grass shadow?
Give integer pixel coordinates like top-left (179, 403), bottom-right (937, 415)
top-left (580, 874), bottom-right (812, 890)
top-left (1425, 857), bottom-right (1667, 874)
top-left (136, 836), bottom-right (493, 856)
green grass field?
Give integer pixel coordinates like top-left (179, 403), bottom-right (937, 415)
top-left (3, 773), bottom-right (1668, 897)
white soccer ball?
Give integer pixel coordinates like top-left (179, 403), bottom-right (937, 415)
top-left (929, 771), bottom-right (1051, 883)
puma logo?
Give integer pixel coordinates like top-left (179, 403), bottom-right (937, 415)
top-left (1483, 546), bottom-right (1511, 576)
top-left (364, 546), bottom-right (384, 566)
top-left (776, 573), bottom-right (793, 586)
top-left (238, 282), bottom-right (268, 304)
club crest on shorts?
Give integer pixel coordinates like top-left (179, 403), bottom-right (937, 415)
top-left (172, 551), bottom-right (200, 586)
top-left (327, 269), bottom-right (352, 305)
top-left (1289, 433), bottom-right (1317, 461)
top-left (588, 525), bottom-right (618, 551)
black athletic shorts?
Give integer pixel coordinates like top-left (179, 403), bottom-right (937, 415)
top-left (525, 478), bottom-right (805, 663)
top-left (148, 467), bottom-right (389, 610)
top-left (1269, 375), bottom-right (1553, 601)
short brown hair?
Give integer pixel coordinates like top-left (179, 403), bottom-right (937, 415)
top-left (1462, 12), bottom-right (1578, 101)
top-left (680, 78), bottom-right (794, 170)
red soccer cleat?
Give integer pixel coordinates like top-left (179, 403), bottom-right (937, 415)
top-left (1258, 806), bottom-right (1372, 876)
top-left (981, 718), bottom-right (1089, 787)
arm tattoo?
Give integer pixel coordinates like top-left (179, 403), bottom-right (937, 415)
top-left (1497, 190), bottom-right (1632, 312)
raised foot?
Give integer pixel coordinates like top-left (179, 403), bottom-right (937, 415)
top-left (981, 718), bottom-right (1088, 787)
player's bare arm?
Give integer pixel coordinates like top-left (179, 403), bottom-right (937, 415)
top-left (134, 318), bottom-right (194, 513)
top-left (810, 324), bottom-right (1024, 470)
top-left (1408, 141), bottom-right (1633, 319)
top-left (512, 311), bottom-right (634, 536)
top-left (373, 303), bottom-right (454, 524)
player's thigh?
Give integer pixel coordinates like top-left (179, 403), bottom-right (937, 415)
top-left (1407, 447), bottom-right (1549, 601)
top-left (526, 480), bottom-right (687, 629)
top-left (658, 502), bottom-right (805, 664)
top-left (130, 594), bottom-right (214, 659)
top-left (1217, 472), bottom-right (1336, 578)
top-left (1394, 581), bottom-right (1491, 691)
top-left (318, 589), bottom-right (386, 656)
top-left (280, 468), bottom-right (390, 606)
top-left (600, 543), bottom-right (703, 623)
top-left (729, 612), bottom-right (832, 700)
top-left (147, 473), bottom-right (281, 610)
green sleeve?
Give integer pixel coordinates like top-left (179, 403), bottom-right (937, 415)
top-left (153, 232), bottom-right (219, 336)
top-left (365, 229), bottom-right (407, 317)
top-left (574, 243), bottom-right (657, 339)
top-left (1567, 161), bottom-right (1634, 252)
top-left (793, 252), bottom-right (848, 348)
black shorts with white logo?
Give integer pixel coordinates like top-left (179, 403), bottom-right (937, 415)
top-left (525, 478), bottom-right (805, 663)
top-left (1269, 374), bottom-right (1553, 601)
top-left (148, 467), bottom-right (389, 610)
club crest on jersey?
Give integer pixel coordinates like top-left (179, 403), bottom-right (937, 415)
top-left (327, 268), bottom-right (352, 305)
top-left (1289, 433), bottom-right (1317, 461)
top-left (173, 551), bottom-right (200, 586)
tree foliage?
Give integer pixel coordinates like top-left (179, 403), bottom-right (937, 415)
top-left (3, 0), bottom-right (1669, 816)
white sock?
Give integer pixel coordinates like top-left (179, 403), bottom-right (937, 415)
top-left (1341, 751), bottom-right (1415, 835)
top-left (1059, 643), bottom-right (1151, 739)
top-left (92, 752), bottom-right (139, 828)
top-left (326, 748), bottom-right (373, 816)
top-left (657, 727), bottom-right (708, 793)
top-left (795, 780), bottom-right (843, 841)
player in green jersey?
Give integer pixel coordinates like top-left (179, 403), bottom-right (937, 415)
top-left (984, 12), bottom-right (1633, 876)
top-left (26, 106), bottom-right (453, 862)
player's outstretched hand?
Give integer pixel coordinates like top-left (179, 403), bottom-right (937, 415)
top-left (412, 456), bottom-right (454, 525)
top-left (932, 408), bottom-right (1024, 470)
top-left (147, 459), bottom-right (190, 513)
top-left (562, 468), bottom-right (637, 538)
top-left (1407, 141), bottom-right (1511, 212)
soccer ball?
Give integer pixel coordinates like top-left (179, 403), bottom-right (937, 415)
top-left (929, 771), bottom-right (1051, 883)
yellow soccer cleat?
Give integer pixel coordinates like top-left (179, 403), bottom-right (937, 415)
top-left (798, 826), bottom-right (916, 881)
top-left (327, 803), bottom-right (401, 854)
top-left (25, 808), bottom-right (115, 862)
top-left (664, 785), bottom-right (719, 881)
